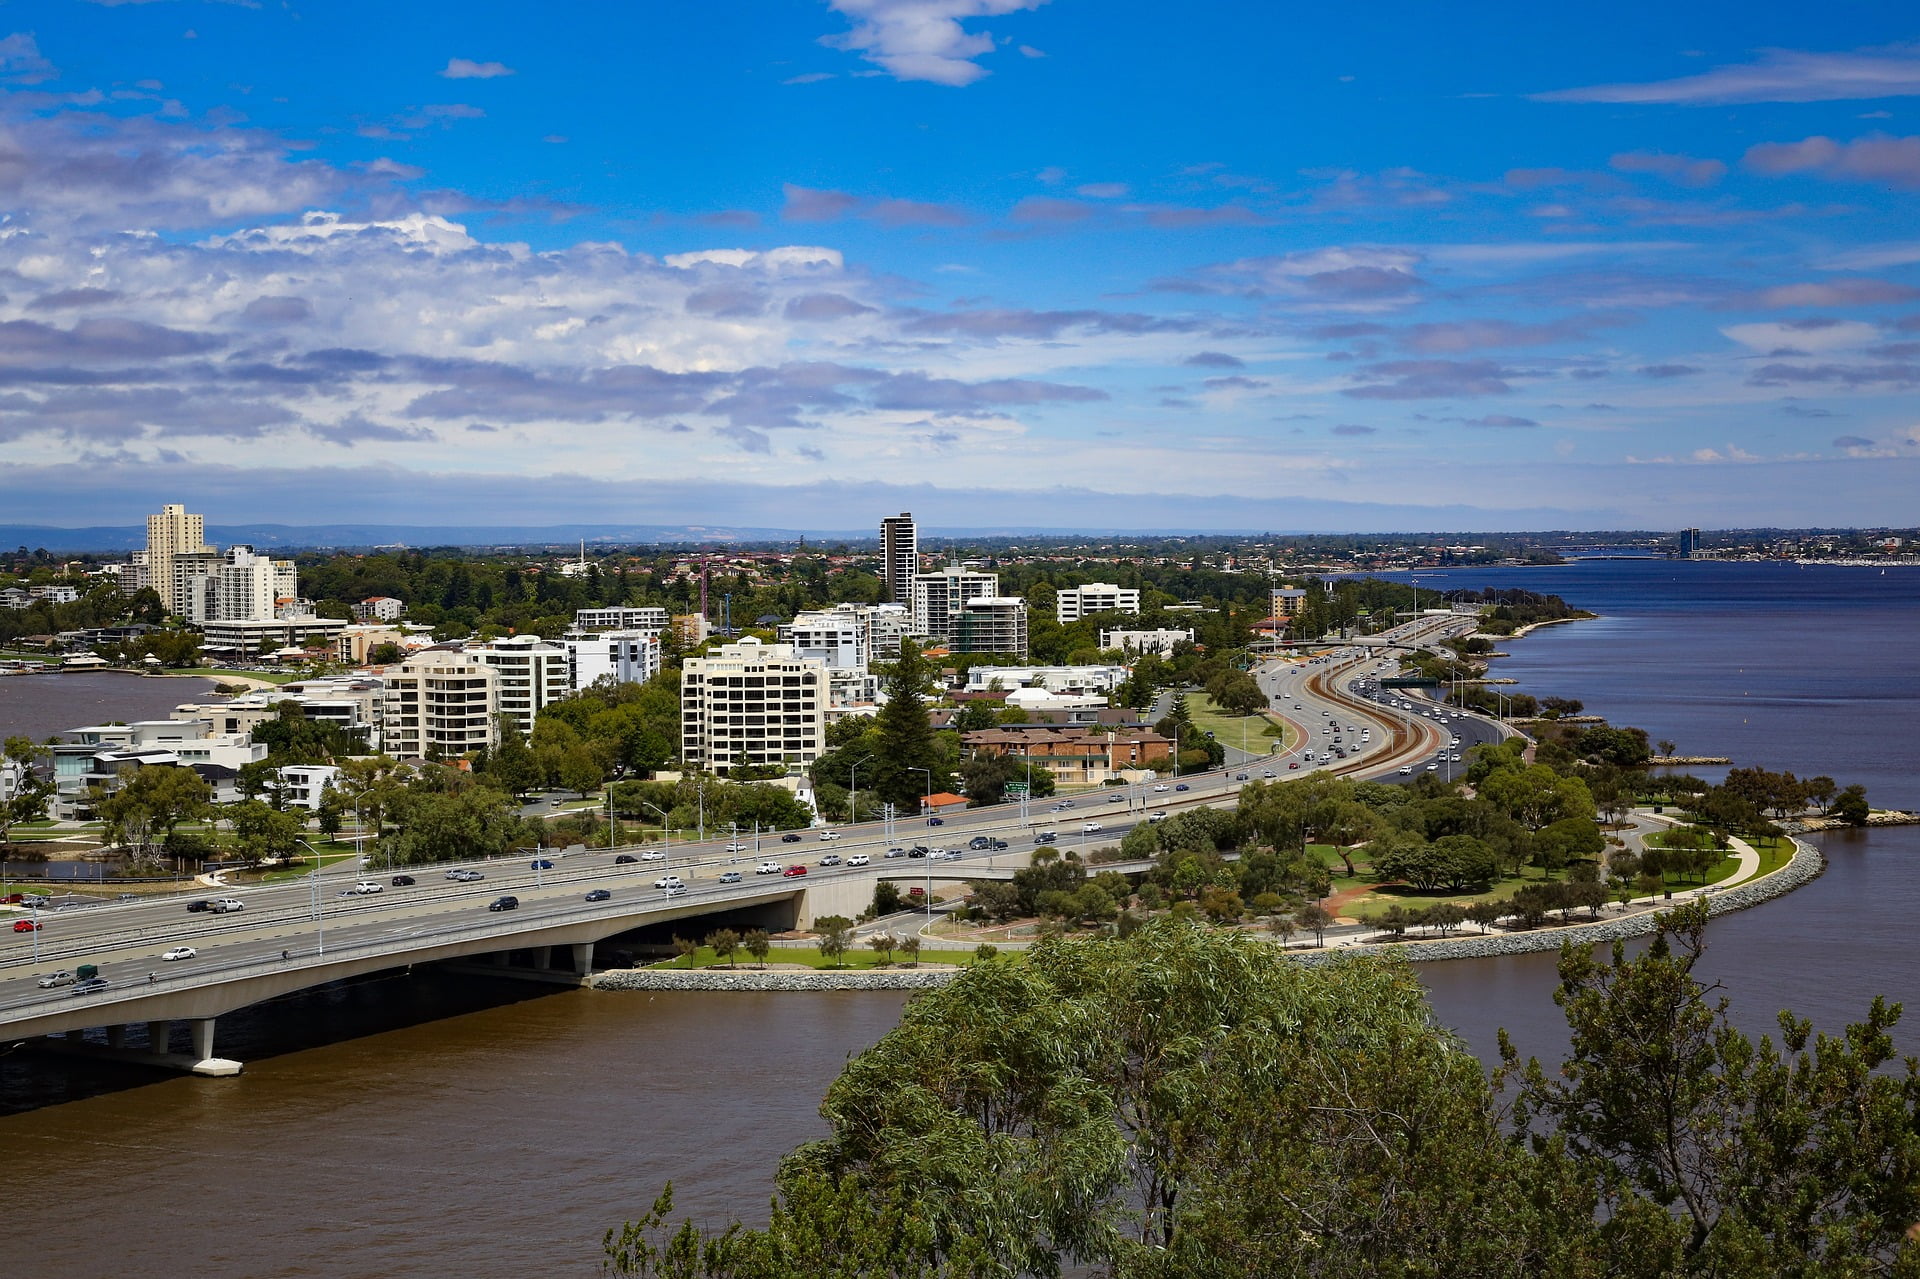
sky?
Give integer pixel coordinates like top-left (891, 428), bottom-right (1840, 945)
top-left (0, 0), bottom-right (1917, 533)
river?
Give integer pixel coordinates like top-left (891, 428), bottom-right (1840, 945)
top-left (3, 560), bottom-right (1918, 1277)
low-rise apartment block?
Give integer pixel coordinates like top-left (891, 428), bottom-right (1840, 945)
top-left (1055, 582), bottom-right (1140, 624)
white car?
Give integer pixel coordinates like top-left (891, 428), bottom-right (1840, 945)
top-left (756, 861), bottom-right (782, 875)
top-left (1148, 811), bottom-right (1169, 824)
top-left (349, 881), bottom-right (383, 895)
top-left (1081, 821), bottom-right (1103, 833)
top-left (819, 854), bottom-right (842, 867)
top-left (818, 831), bottom-right (842, 841)
top-left (161, 945), bottom-right (196, 962)
top-left (725, 843), bottom-right (749, 853)
top-left (654, 875), bottom-right (685, 889)
top-left (638, 850), bottom-right (665, 861)
top-left (847, 854), bottom-right (871, 867)
top-left (1151, 783), bottom-right (1170, 793)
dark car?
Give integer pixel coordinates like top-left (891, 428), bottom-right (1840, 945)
top-left (391, 874), bottom-right (416, 886)
top-left (927, 817), bottom-right (944, 827)
top-left (185, 899), bottom-right (211, 913)
top-left (530, 859), bottom-right (555, 871)
top-left (907, 846), bottom-right (929, 858)
top-left (781, 832), bottom-right (803, 843)
top-left (584, 888), bottom-right (612, 902)
top-left (70, 977), bottom-right (110, 996)
top-left (487, 895), bottom-right (519, 912)
top-left (614, 854), bottom-right (637, 864)
top-left (969, 836), bottom-right (991, 849)
top-left (1175, 783), bottom-right (1190, 792)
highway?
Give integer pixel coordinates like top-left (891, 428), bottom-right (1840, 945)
top-left (1, 611), bottom-right (1510, 1034)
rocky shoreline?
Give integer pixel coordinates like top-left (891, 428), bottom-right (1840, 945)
top-left (589, 967), bottom-right (962, 992)
top-left (1287, 834), bottom-right (1824, 966)
top-left (586, 837), bottom-right (1823, 989)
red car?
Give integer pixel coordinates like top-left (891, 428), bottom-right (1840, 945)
top-left (782, 864), bottom-right (808, 877)
top-left (13, 918), bottom-right (42, 932)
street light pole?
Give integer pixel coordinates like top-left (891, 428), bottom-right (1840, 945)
top-left (299, 837), bottom-right (325, 957)
top-left (850, 755), bottom-right (874, 828)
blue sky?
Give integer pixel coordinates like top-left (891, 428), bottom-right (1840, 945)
top-left (0, 1), bottom-right (1917, 532)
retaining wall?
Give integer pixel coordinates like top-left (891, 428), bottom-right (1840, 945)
top-left (589, 967), bottom-right (960, 992)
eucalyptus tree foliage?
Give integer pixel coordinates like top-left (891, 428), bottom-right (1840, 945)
top-left (606, 910), bottom-right (1920, 1278)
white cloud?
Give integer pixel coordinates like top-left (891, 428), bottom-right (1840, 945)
top-left (441, 58), bottom-right (514, 79)
top-left (821, 0), bottom-right (1048, 87)
top-left (1721, 320), bottom-right (1879, 352)
top-left (1536, 44), bottom-right (1920, 105)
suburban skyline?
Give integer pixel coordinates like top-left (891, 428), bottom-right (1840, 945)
top-left (0, 1), bottom-right (1916, 531)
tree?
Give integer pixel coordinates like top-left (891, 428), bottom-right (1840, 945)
top-left (900, 935), bottom-right (921, 966)
top-left (1296, 901), bottom-right (1333, 946)
top-left (707, 928), bottom-right (741, 969)
top-left (609, 920), bottom-right (1553, 1278)
top-left (870, 640), bottom-right (946, 810)
top-left (743, 928), bottom-right (771, 967)
top-left (671, 935), bottom-right (698, 967)
top-left (485, 716), bottom-right (543, 797)
top-left (1832, 783), bottom-right (1871, 826)
top-left (814, 914), bottom-right (855, 967)
top-left (1505, 901), bottom-right (1920, 1274)
top-left (870, 880), bottom-right (904, 917)
top-left (1267, 910), bottom-right (1296, 947)
top-left (867, 931), bottom-right (897, 964)
top-left (1466, 900), bottom-right (1505, 934)
top-left (228, 799), bottom-right (304, 863)
top-left (96, 764), bottom-right (214, 863)
top-left (0, 736), bottom-right (55, 847)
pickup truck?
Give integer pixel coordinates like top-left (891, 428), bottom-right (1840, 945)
top-left (206, 897), bottom-right (245, 914)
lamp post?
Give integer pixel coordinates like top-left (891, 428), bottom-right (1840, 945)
top-left (298, 837), bottom-right (325, 957)
top-left (637, 801), bottom-right (673, 866)
top-left (906, 766), bottom-right (932, 821)
top-left (849, 755), bottom-right (874, 828)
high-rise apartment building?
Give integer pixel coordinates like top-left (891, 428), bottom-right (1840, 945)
top-left (1680, 528), bottom-right (1702, 558)
top-left (382, 653), bottom-right (498, 759)
top-left (879, 512), bottom-right (918, 606)
top-left (949, 596), bottom-right (1029, 657)
top-left (562, 629), bottom-right (662, 690)
top-left (1054, 582), bottom-right (1141, 624)
top-left (146, 503), bottom-right (214, 617)
top-left (910, 565), bottom-right (998, 645)
top-left (679, 639), bottom-right (826, 772)
top-left (467, 635), bottom-right (572, 732)
top-left (210, 546), bottom-right (299, 622)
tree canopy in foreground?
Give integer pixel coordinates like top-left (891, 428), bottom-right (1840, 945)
top-left (605, 906), bottom-right (1920, 1278)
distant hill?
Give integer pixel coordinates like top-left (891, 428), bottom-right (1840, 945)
top-left (0, 521), bottom-right (1225, 552)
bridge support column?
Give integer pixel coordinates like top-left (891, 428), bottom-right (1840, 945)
top-left (531, 947), bottom-right (553, 971)
top-left (146, 1020), bottom-right (171, 1053)
top-left (106, 1024), bottom-right (127, 1050)
top-left (571, 943), bottom-right (593, 977)
top-left (187, 1018), bottom-right (242, 1077)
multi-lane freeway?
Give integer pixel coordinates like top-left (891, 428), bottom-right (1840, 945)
top-left (1, 612), bottom-right (1511, 1059)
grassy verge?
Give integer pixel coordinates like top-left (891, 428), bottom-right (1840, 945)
top-left (1187, 692), bottom-right (1291, 755)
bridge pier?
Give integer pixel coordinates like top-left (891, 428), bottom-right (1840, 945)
top-left (147, 1019), bottom-right (171, 1052)
top-left (187, 1018), bottom-right (242, 1077)
top-left (571, 943), bottom-right (593, 977)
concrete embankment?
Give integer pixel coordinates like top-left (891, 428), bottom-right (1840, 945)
top-left (589, 967), bottom-right (961, 992)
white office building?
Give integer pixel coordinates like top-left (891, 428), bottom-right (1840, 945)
top-left (679, 639), bottom-right (827, 772)
top-left (964, 664), bottom-right (1128, 695)
top-left (1100, 627), bottom-right (1195, 658)
top-left (1055, 582), bottom-right (1141, 624)
top-left (575, 605), bottom-right (669, 631)
top-left (910, 565), bottom-right (999, 644)
top-left (563, 629), bottom-right (662, 690)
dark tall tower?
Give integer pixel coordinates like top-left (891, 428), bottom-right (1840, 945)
top-left (879, 512), bottom-right (917, 605)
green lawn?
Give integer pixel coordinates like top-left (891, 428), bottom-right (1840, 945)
top-left (1186, 692), bottom-right (1292, 756)
top-left (177, 667), bottom-right (300, 684)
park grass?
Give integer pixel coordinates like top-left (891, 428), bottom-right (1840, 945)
top-left (1186, 692), bottom-right (1291, 757)
top-left (177, 667), bottom-right (300, 685)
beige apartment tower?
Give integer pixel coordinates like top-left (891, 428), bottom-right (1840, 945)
top-left (146, 503), bottom-right (214, 617)
top-left (879, 512), bottom-right (917, 606)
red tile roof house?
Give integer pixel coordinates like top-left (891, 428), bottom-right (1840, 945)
top-left (920, 792), bottom-right (971, 814)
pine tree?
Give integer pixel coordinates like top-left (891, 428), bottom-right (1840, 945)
top-left (871, 639), bottom-right (945, 810)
